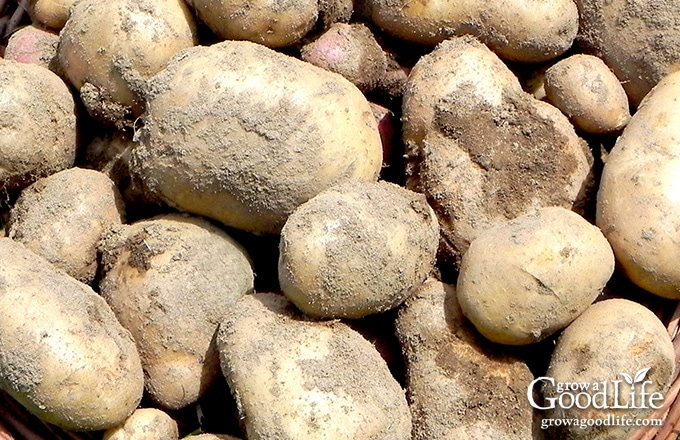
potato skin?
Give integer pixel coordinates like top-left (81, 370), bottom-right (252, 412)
top-left (26, 0), bottom-right (75, 29)
top-left (279, 181), bottom-right (439, 319)
top-left (103, 408), bottom-right (178, 440)
top-left (132, 40), bottom-right (382, 234)
top-left (457, 207), bottom-right (614, 345)
top-left (0, 60), bottom-right (76, 192)
top-left (0, 239), bottom-right (144, 431)
top-left (596, 71), bottom-right (680, 299)
top-left (544, 299), bottom-right (675, 439)
top-left (364, 0), bottom-right (578, 62)
top-left (8, 168), bottom-right (125, 284)
top-left (99, 214), bottom-right (254, 410)
top-left (217, 293), bottom-right (412, 440)
top-left (544, 54), bottom-right (631, 134)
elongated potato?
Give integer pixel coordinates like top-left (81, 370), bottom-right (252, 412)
top-left (217, 293), bottom-right (412, 439)
top-left (132, 40), bottom-right (382, 234)
top-left (597, 71), bottom-right (680, 298)
top-left (99, 214), bottom-right (254, 410)
top-left (0, 239), bottom-right (144, 431)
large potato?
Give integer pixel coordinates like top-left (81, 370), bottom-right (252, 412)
top-left (396, 278), bottom-right (538, 439)
top-left (0, 60), bottom-right (76, 192)
top-left (542, 299), bottom-right (675, 439)
top-left (58, 0), bottom-right (197, 126)
top-left (403, 36), bottom-right (593, 267)
top-left (457, 207), bottom-right (614, 345)
top-left (279, 181), bottom-right (439, 319)
top-left (132, 40), bottom-right (382, 235)
top-left (364, 0), bottom-right (578, 62)
top-left (217, 293), bottom-right (412, 439)
top-left (8, 168), bottom-right (125, 284)
top-left (99, 214), bottom-right (254, 410)
top-left (597, 70), bottom-right (680, 299)
top-left (0, 239), bottom-right (144, 431)
top-left (576, 0), bottom-right (680, 106)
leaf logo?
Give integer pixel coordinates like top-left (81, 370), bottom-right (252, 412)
top-left (620, 368), bottom-right (651, 387)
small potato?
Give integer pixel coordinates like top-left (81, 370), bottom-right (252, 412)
top-left (58, 0), bottom-right (197, 126)
top-left (544, 54), bottom-right (631, 134)
top-left (99, 214), bottom-right (254, 410)
top-left (4, 25), bottom-right (59, 71)
top-left (403, 36), bottom-right (594, 267)
top-left (217, 293), bottom-right (412, 439)
top-left (132, 40), bottom-right (382, 234)
top-left (103, 408), bottom-right (178, 440)
top-left (0, 239), bottom-right (144, 431)
top-left (457, 207), bottom-right (615, 345)
top-left (279, 181), bottom-right (439, 319)
top-left (0, 60), bottom-right (76, 192)
top-left (26, 0), bottom-right (75, 29)
top-left (301, 23), bottom-right (387, 92)
top-left (8, 168), bottom-right (125, 284)
top-left (543, 299), bottom-right (675, 439)
top-left (364, 0), bottom-right (578, 62)
top-left (396, 278), bottom-right (537, 439)
top-left (597, 70), bottom-right (680, 298)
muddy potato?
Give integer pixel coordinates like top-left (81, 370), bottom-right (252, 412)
top-left (186, 0), bottom-right (317, 47)
top-left (0, 239), bottom-right (144, 431)
top-left (403, 36), bottom-right (594, 267)
top-left (0, 60), bottom-right (76, 192)
top-left (99, 214), bottom-right (254, 410)
top-left (396, 278), bottom-right (538, 439)
top-left (576, 0), bottom-right (680, 106)
top-left (103, 408), bottom-right (178, 440)
top-left (26, 0), bottom-right (75, 29)
top-left (8, 168), bottom-right (125, 284)
top-left (364, 0), bottom-right (578, 62)
top-left (544, 54), bottom-right (631, 134)
top-left (543, 299), bottom-right (675, 439)
top-left (279, 181), bottom-right (438, 319)
top-left (132, 40), bottom-right (382, 235)
top-left (4, 25), bottom-right (59, 70)
top-left (457, 207), bottom-right (615, 345)
top-left (58, 0), bottom-right (197, 126)
top-left (217, 293), bottom-right (411, 439)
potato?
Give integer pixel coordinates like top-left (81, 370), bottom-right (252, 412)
top-left (317, 0), bottom-right (352, 30)
top-left (279, 180), bottom-right (439, 319)
top-left (26, 0), bottom-right (75, 29)
top-left (4, 25), bottom-right (59, 71)
top-left (0, 60), bottom-right (76, 192)
top-left (99, 214), bottom-right (254, 410)
top-left (103, 408), bottom-right (178, 440)
top-left (403, 36), bottom-right (594, 267)
top-left (363, 0), bottom-right (578, 62)
top-left (544, 54), bottom-right (631, 134)
top-left (185, 0), bottom-right (317, 47)
top-left (596, 71), bottom-right (680, 299)
top-left (457, 207), bottom-right (615, 345)
top-left (217, 293), bottom-right (412, 439)
top-left (131, 40), bottom-right (382, 235)
top-left (0, 238), bottom-right (144, 431)
top-left (542, 299), bottom-right (675, 439)
top-left (7, 168), bottom-right (125, 284)
top-left (396, 278), bottom-right (538, 439)
top-left (182, 435), bottom-right (242, 440)
top-left (576, 0), bottom-right (680, 106)
top-left (301, 23), bottom-right (387, 92)
top-left (58, 0), bottom-right (197, 127)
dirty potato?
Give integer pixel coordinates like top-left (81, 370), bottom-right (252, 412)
top-left (103, 408), bottom-right (178, 440)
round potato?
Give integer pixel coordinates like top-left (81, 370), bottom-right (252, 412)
top-left (544, 54), bottom-right (631, 134)
top-left (596, 70), bottom-right (680, 298)
top-left (26, 0), bottom-right (74, 29)
top-left (58, 0), bottom-right (197, 126)
top-left (8, 168), bottom-right (125, 284)
top-left (543, 299), bottom-right (675, 439)
top-left (103, 408), bottom-right (178, 440)
top-left (0, 60), bottom-right (76, 192)
top-left (0, 239), bottom-right (144, 431)
top-left (279, 181), bottom-right (439, 319)
top-left (132, 40), bottom-right (382, 235)
top-left (99, 214), bottom-right (254, 410)
top-left (217, 293), bottom-right (412, 439)
top-left (457, 207), bottom-right (615, 345)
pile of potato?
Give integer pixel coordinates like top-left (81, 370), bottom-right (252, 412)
top-left (1, 0), bottom-right (680, 439)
